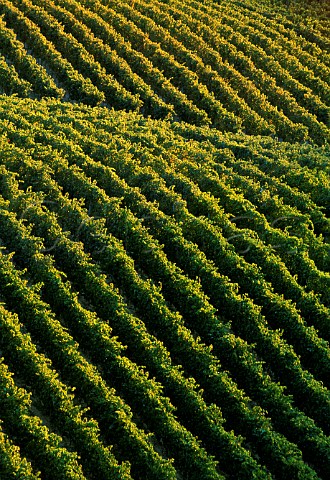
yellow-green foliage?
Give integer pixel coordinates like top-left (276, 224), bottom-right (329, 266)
top-left (0, 0), bottom-right (329, 143)
top-left (0, 1), bottom-right (329, 478)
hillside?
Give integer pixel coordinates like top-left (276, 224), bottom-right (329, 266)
top-left (0, 0), bottom-right (329, 143)
top-left (0, 1), bottom-right (329, 480)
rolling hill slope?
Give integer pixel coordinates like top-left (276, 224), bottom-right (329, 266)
top-left (0, 95), bottom-right (329, 479)
top-left (0, 1), bottom-right (329, 479)
top-left (0, 0), bottom-right (329, 143)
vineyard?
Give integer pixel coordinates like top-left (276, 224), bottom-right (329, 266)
top-left (0, 0), bottom-right (329, 479)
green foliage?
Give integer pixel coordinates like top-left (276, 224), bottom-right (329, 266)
top-left (0, 96), bottom-right (329, 478)
top-left (0, 0), bottom-right (329, 477)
